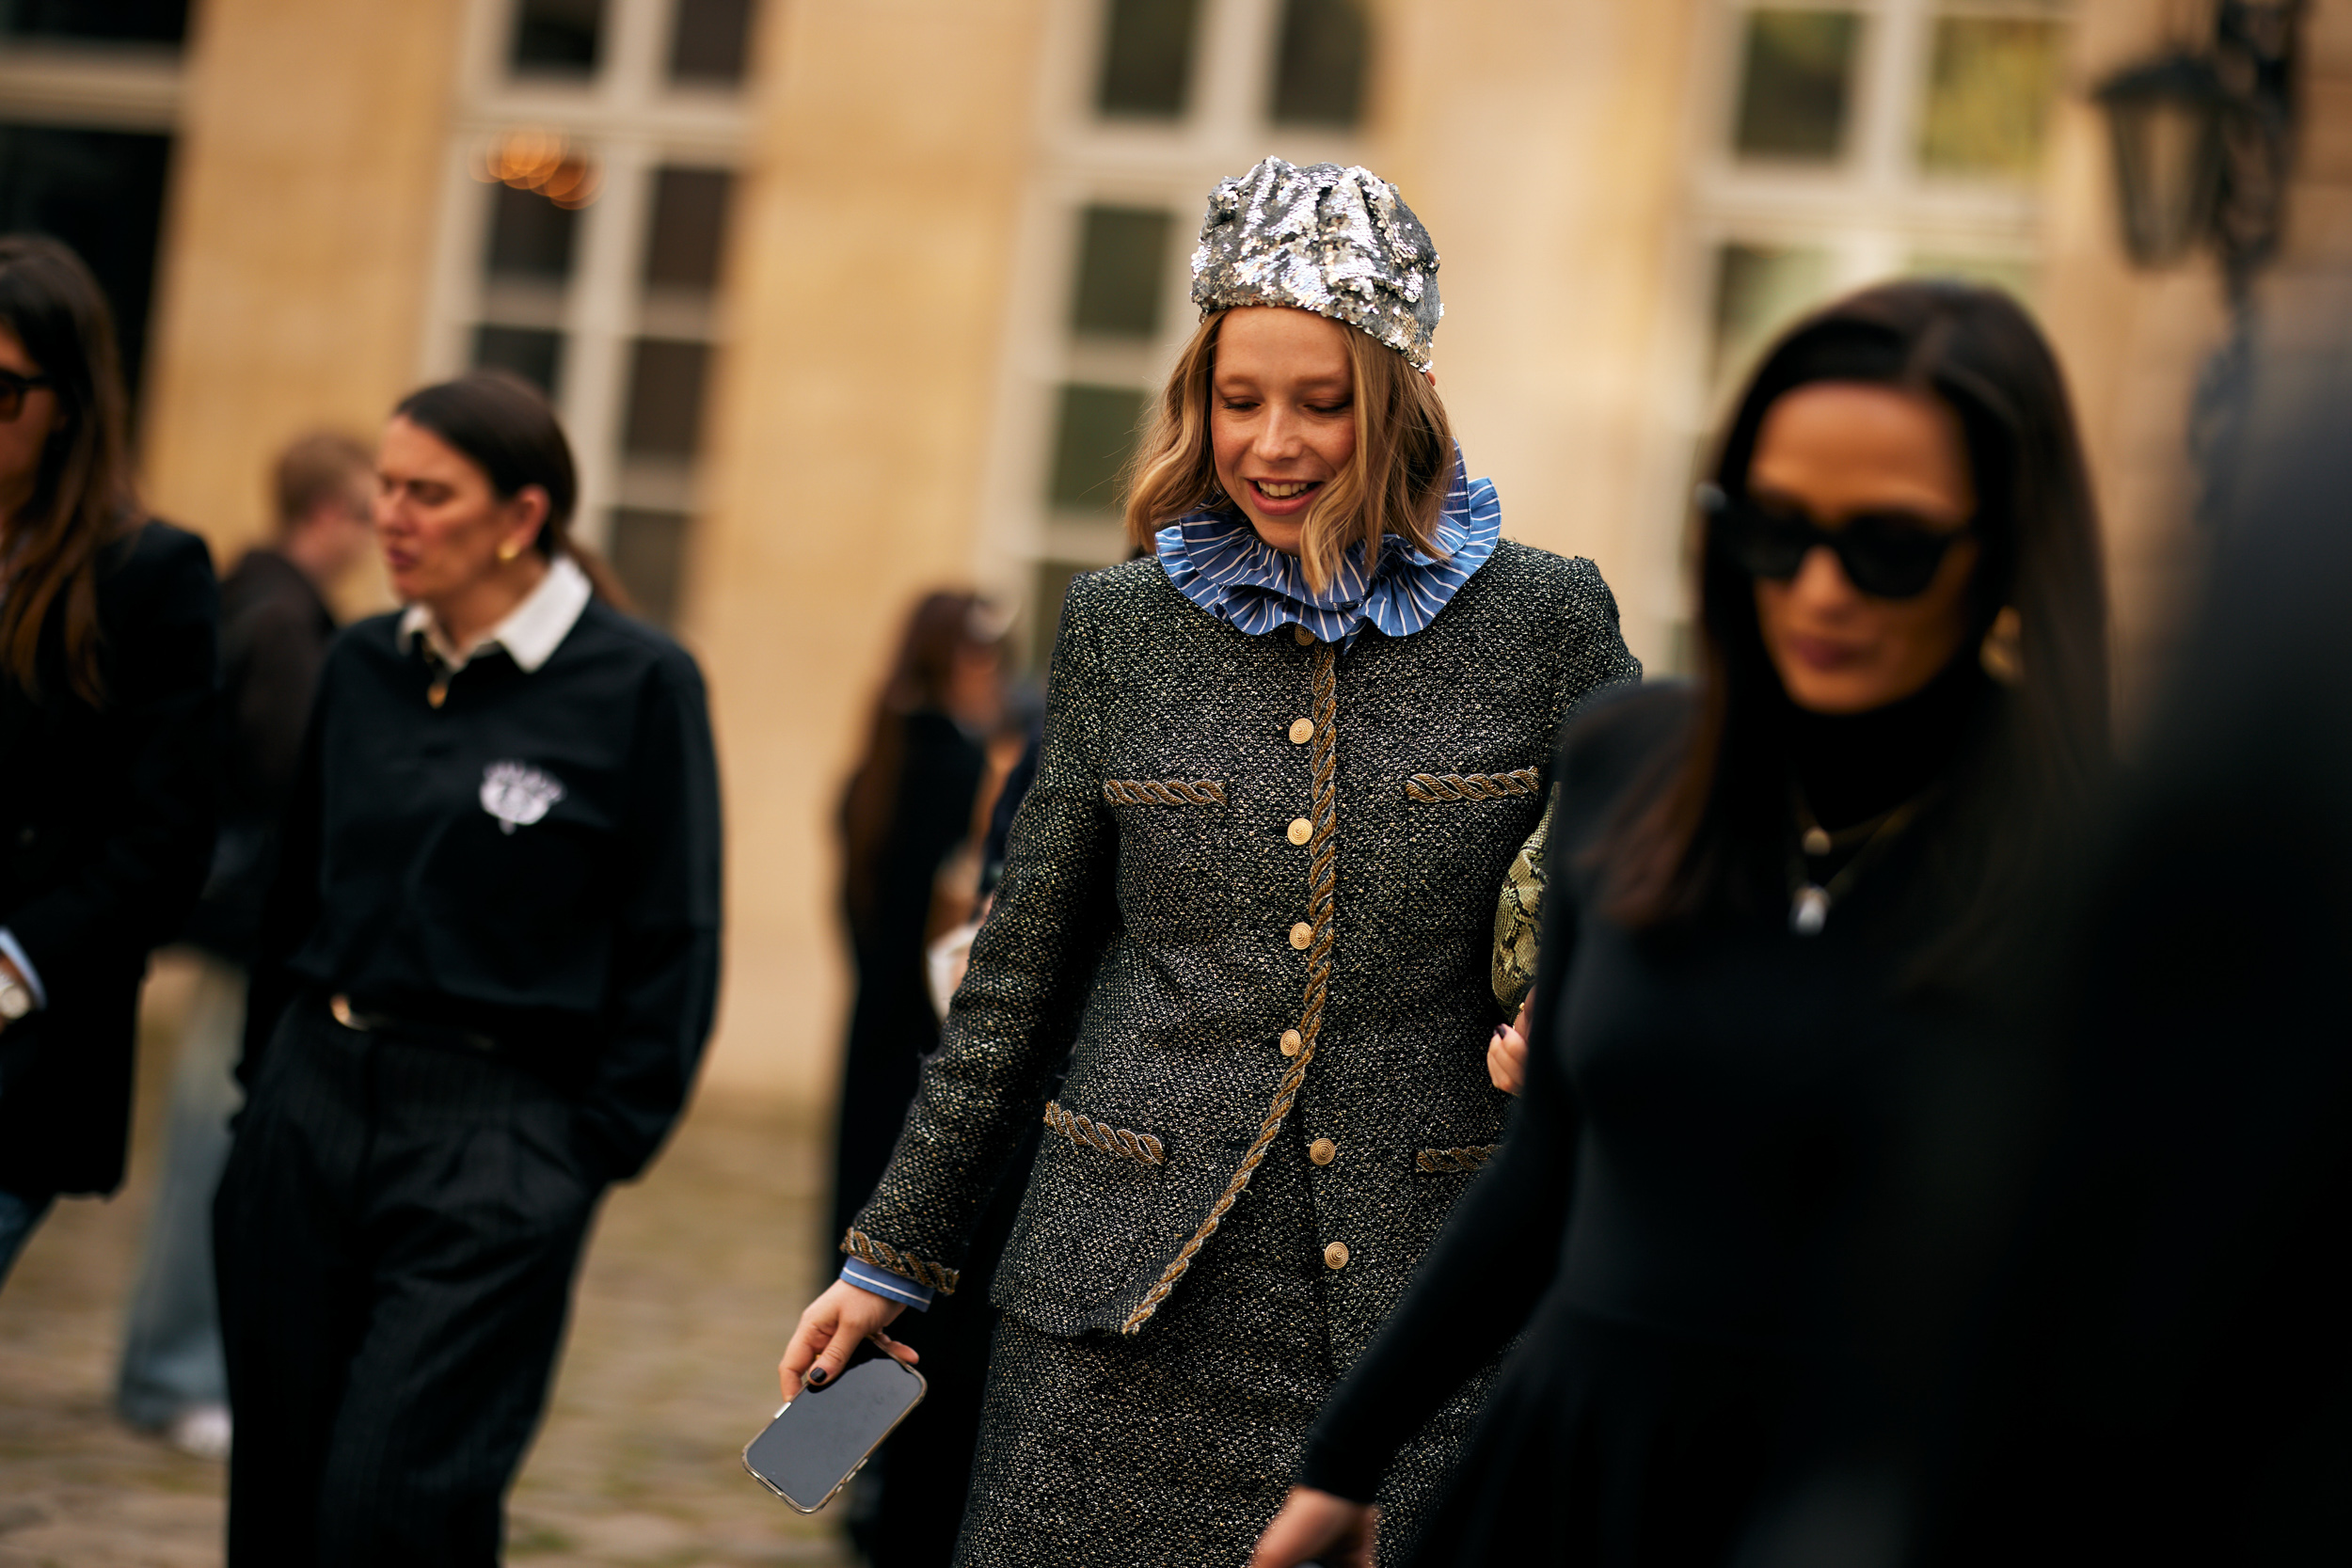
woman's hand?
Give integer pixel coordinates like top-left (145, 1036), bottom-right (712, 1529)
top-left (777, 1279), bottom-right (914, 1399)
top-left (1487, 992), bottom-right (1534, 1096)
top-left (1249, 1487), bottom-right (1377, 1568)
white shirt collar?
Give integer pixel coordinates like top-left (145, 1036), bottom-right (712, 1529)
top-left (400, 552), bottom-right (593, 675)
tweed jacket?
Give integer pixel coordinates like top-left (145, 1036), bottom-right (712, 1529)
top-left (848, 540), bottom-right (1638, 1365)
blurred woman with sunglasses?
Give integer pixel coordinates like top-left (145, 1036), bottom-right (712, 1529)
top-left (1254, 278), bottom-right (2111, 1568)
top-left (0, 236), bottom-right (218, 1287)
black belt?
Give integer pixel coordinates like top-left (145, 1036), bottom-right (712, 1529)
top-left (328, 993), bottom-right (502, 1054)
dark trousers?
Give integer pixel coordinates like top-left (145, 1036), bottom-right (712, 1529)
top-left (215, 1003), bottom-right (604, 1566)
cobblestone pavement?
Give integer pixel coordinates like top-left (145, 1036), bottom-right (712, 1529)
top-left (0, 957), bottom-right (858, 1568)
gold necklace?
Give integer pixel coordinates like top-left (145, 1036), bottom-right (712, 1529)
top-left (1787, 788), bottom-right (1930, 936)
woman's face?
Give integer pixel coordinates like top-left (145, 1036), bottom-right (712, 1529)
top-left (373, 414), bottom-right (546, 608)
top-left (1209, 307), bottom-right (1358, 557)
top-left (1747, 382), bottom-right (1979, 715)
top-left (0, 323), bottom-right (63, 512)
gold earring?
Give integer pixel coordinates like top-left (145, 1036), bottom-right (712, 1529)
top-left (498, 542), bottom-right (521, 562)
top-left (1979, 606), bottom-right (2023, 686)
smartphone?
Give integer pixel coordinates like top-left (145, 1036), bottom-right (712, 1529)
top-left (742, 1339), bottom-right (928, 1513)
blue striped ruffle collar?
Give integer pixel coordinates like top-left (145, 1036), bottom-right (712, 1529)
top-left (1155, 450), bottom-right (1500, 647)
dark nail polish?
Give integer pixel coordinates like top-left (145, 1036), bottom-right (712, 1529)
top-left (806, 1366), bottom-right (828, 1386)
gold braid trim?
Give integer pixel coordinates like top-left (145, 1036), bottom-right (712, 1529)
top-left (839, 1227), bottom-right (961, 1295)
top-left (1123, 642), bottom-right (1340, 1335)
top-left (1103, 778), bottom-right (1228, 807)
top-left (1043, 1101), bottom-right (1165, 1165)
top-left (1416, 1144), bottom-right (1500, 1174)
top-left (1405, 768), bottom-right (1541, 802)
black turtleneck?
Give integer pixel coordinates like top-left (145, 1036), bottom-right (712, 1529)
top-left (1781, 653), bottom-right (1993, 832)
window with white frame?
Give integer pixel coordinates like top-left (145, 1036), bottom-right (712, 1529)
top-left (424, 0), bottom-right (755, 627)
top-left (997, 0), bottom-right (1375, 667)
top-left (1694, 0), bottom-right (2072, 399)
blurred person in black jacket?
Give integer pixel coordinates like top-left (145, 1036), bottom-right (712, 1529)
top-left (115, 430), bottom-right (375, 1458)
top-left (1911, 333), bottom-right (2352, 1567)
top-left (0, 235), bottom-right (219, 1287)
top-left (829, 589), bottom-right (1006, 1566)
top-left (215, 372), bottom-right (721, 1566)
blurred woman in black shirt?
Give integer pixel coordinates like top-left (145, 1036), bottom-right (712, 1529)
top-left (1255, 280), bottom-right (2111, 1568)
top-left (0, 235), bottom-right (217, 1285)
top-left (217, 371), bottom-right (722, 1567)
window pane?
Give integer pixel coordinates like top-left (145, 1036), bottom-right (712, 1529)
top-left (1269, 0), bottom-right (1371, 129)
top-left (643, 167), bottom-right (733, 292)
top-left (623, 339), bottom-right (712, 458)
top-left (0, 0), bottom-right (186, 43)
top-left (1710, 242), bottom-right (1831, 387)
top-left (485, 182), bottom-right (579, 281)
top-left (670, 0), bottom-right (753, 85)
top-left (1049, 385), bottom-right (1147, 511)
top-left (1919, 17), bottom-right (2066, 178)
top-left (1733, 9), bottom-right (1860, 161)
top-left (512, 0), bottom-right (605, 75)
top-left (0, 123), bottom-right (173, 412)
top-left (473, 325), bottom-right (565, 395)
top-left (1097, 0), bottom-right (1201, 119)
top-left (611, 508), bottom-right (691, 627)
top-left (1071, 206), bottom-right (1171, 339)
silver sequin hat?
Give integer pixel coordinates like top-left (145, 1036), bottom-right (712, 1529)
top-left (1189, 158), bottom-right (1442, 371)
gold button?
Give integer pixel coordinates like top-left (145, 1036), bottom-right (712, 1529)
top-left (1289, 921), bottom-right (1312, 950)
top-left (1293, 625), bottom-right (1314, 645)
top-left (1309, 1138), bottom-right (1336, 1166)
top-left (1324, 1242), bottom-right (1350, 1270)
top-left (1286, 817), bottom-right (1312, 845)
top-left (1279, 1029), bottom-right (1302, 1056)
top-left (1288, 718), bottom-right (1314, 744)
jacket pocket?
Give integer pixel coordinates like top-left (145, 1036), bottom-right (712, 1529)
top-left (1401, 768), bottom-right (1542, 803)
top-left (1001, 1115), bottom-right (1169, 1314)
top-left (1103, 777), bottom-right (1236, 945)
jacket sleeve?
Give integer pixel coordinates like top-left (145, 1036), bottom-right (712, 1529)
top-left (1555, 555), bottom-right (1643, 732)
top-left (7, 526), bottom-right (219, 986)
top-left (573, 648), bottom-right (724, 1181)
top-left (844, 580), bottom-right (1119, 1292)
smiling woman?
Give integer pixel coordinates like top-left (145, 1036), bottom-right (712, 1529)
top-left (775, 157), bottom-right (1638, 1568)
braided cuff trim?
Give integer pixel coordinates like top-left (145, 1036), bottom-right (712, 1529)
top-left (1405, 768), bottom-right (1540, 802)
top-left (839, 1227), bottom-right (961, 1295)
top-left (1415, 1144), bottom-right (1500, 1174)
top-left (1123, 641), bottom-right (1342, 1337)
top-left (1044, 1101), bottom-right (1165, 1165)
top-left (1104, 778), bottom-right (1228, 807)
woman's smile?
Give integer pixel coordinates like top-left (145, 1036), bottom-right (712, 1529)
top-left (1246, 477), bottom-right (1326, 515)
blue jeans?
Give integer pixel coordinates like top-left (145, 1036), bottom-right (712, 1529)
top-left (0, 1183), bottom-right (55, 1289)
top-left (116, 954), bottom-right (244, 1426)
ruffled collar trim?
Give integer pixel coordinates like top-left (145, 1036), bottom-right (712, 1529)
top-left (1154, 449), bottom-right (1501, 646)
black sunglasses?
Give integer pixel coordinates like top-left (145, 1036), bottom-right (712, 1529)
top-left (0, 369), bottom-right (56, 423)
top-left (1697, 483), bottom-right (1973, 601)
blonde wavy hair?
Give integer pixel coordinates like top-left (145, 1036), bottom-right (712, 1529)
top-left (1120, 309), bottom-right (1456, 593)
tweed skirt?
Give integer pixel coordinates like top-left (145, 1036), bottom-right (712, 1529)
top-left (953, 1118), bottom-right (1493, 1567)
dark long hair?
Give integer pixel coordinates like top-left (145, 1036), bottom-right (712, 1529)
top-left (839, 591), bottom-right (996, 945)
top-left (1604, 280), bottom-right (2110, 974)
top-left (0, 235), bottom-right (139, 705)
top-left (391, 371), bottom-right (632, 610)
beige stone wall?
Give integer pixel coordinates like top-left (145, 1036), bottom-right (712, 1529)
top-left (1369, 0), bottom-right (1705, 669)
top-left (684, 0), bottom-right (1054, 1099)
top-left (139, 0), bottom-right (466, 574)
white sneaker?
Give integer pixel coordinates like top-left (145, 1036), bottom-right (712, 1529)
top-left (166, 1403), bottom-right (232, 1462)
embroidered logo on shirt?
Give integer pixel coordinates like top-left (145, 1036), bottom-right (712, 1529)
top-left (479, 762), bottom-right (564, 834)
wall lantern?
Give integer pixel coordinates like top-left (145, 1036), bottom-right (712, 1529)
top-left (2096, 55), bottom-right (2228, 268)
top-left (2093, 1), bottom-right (2303, 299)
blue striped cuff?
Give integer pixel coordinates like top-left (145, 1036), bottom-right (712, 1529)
top-left (840, 1257), bottom-right (934, 1310)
